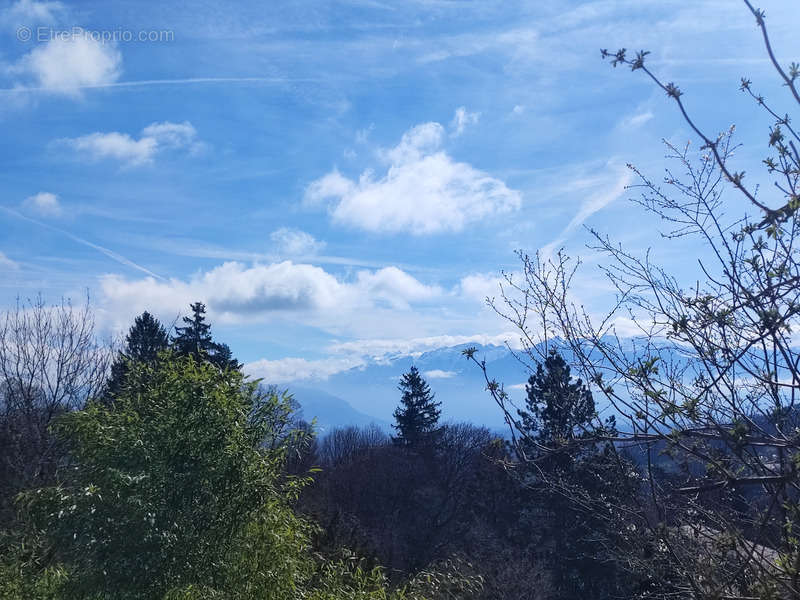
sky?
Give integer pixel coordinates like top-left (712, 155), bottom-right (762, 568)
top-left (0, 0), bottom-right (798, 386)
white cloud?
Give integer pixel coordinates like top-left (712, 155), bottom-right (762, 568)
top-left (140, 121), bottom-right (198, 148)
top-left (511, 105), bottom-right (525, 116)
top-left (620, 111), bottom-right (654, 128)
top-left (98, 260), bottom-right (442, 329)
top-left (59, 121), bottom-right (199, 167)
top-left (0, 252), bottom-right (19, 270)
top-left (356, 266), bottom-right (442, 308)
top-left (306, 121), bottom-right (521, 234)
top-left (245, 356), bottom-right (365, 384)
top-left (63, 132), bottom-right (156, 166)
top-left (245, 335), bottom-right (518, 385)
top-left (564, 169), bottom-right (632, 233)
top-left (3, 0), bottom-right (64, 25)
top-left (10, 31), bottom-right (121, 96)
top-left (269, 227), bottom-right (325, 256)
top-left (450, 106), bottom-right (479, 136)
top-left (355, 124), bottom-right (374, 144)
top-left (23, 191), bottom-right (62, 217)
top-left (459, 273), bottom-right (502, 303)
top-left (381, 122), bottom-right (445, 164)
top-left (329, 332), bottom-right (522, 359)
top-left (305, 171), bottom-right (354, 204)
top-left (424, 369), bottom-right (457, 379)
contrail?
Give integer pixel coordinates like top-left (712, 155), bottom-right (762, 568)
top-left (1, 207), bottom-right (164, 280)
top-left (0, 76), bottom-right (318, 94)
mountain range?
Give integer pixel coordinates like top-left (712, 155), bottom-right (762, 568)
top-left (286, 343), bottom-right (536, 432)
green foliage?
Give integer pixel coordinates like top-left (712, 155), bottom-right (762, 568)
top-left (15, 353), bottom-right (311, 599)
top-left (172, 302), bottom-right (240, 371)
top-left (1, 351), bottom-right (478, 600)
top-left (519, 350), bottom-right (597, 448)
top-left (306, 553), bottom-right (482, 600)
top-left (122, 311), bottom-right (171, 363)
top-left (0, 532), bottom-right (70, 600)
top-left (103, 311), bottom-right (170, 403)
top-left (392, 367), bottom-right (441, 449)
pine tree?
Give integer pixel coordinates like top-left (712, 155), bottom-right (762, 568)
top-left (519, 349), bottom-right (596, 452)
top-left (392, 366), bottom-right (441, 448)
top-left (172, 302), bottom-right (213, 358)
top-left (103, 311), bottom-right (169, 403)
top-left (172, 302), bottom-right (240, 371)
top-left (517, 350), bottom-right (624, 599)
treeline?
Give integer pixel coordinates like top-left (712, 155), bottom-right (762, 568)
top-left (0, 297), bottom-right (645, 600)
top-left (2, 294), bottom-right (795, 600)
top-left (299, 354), bottom-right (639, 600)
top-left (0, 299), bottom-right (482, 599)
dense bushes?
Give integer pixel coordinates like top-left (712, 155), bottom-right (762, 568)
top-left (0, 348), bottom-right (481, 600)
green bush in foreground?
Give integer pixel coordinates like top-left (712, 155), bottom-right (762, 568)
top-left (0, 353), bottom-right (479, 600)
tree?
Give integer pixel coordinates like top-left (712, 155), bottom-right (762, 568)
top-left (513, 351), bottom-right (627, 600)
top-left (305, 422), bottom-right (515, 591)
top-left (0, 295), bottom-right (110, 527)
top-left (518, 350), bottom-right (600, 457)
top-left (392, 366), bottom-right (441, 448)
top-left (469, 2), bottom-right (800, 598)
top-left (15, 353), bottom-right (309, 599)
top-left (172, 301), bottom-right (240, 371)
top-left (103, 311), bottom-right (170, 403)
top-left (2, 353), bottom-right (481, 600)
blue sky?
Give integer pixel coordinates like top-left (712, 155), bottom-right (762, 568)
top-left (1, 0), bottom-right (797, 385)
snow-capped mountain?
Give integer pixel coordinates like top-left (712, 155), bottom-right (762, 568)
top-left (288, 343), bottom-right (536, 430)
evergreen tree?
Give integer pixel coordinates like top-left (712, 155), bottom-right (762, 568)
top-left (519, 349), bottom-right (598, 458)
top-left (172, 302), bottom-right (213, 357)
top-left (392, 366), bottom-right (441, 448)
top-left (103, 311), bottom-right (169, 403)
top-left (517, 350), bottom-right (626, 600)
top-left (172, 302), bottom-right (240, 371)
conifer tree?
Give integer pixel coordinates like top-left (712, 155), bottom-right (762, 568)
top-left (172, 302), bottom-right (240, 371)
top-left (519, 349), bottom-right (597, 453)
top-left (103, 311), bottom-right (169, 403)
top-left (172, 302), bottom-right (213, 357)
top-left (516, 350), bottom-right (624, 599)
top-left (392, 366), bottom-right (441, 448)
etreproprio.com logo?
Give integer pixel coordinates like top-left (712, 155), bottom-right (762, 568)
top-left (16, 26), bottom-right (174, 43)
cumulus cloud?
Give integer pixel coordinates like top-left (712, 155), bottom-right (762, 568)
top-left (356, 266), bottom-right (442, 308)
top-left (99, 261), bottom-right (442, 328)
top-left (23, 191), bottom-right (62, 217)
top-left (245, 356), bottom-right (365, 384)
top-left (9, 31), bottom-right (121, 96)
top-left (424, 369), bottom-right (457, 379)
top-left (0, 251), bottom-right (20, 270)
top-left (305, 121), bottom-right (521, 234)
top-left (59, 121), bottom-right (199, 167)
top-left (140, 121), bottom-right (199, 149)
top-left (459, 273), bottom-right (502, 303)
top-left (269, 227), bottom-right (325, 256)
top-left (450, 106), bottom-right (479, 136)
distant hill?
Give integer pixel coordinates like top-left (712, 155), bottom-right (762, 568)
top-left (288, 386), bottom-right (390, 433)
